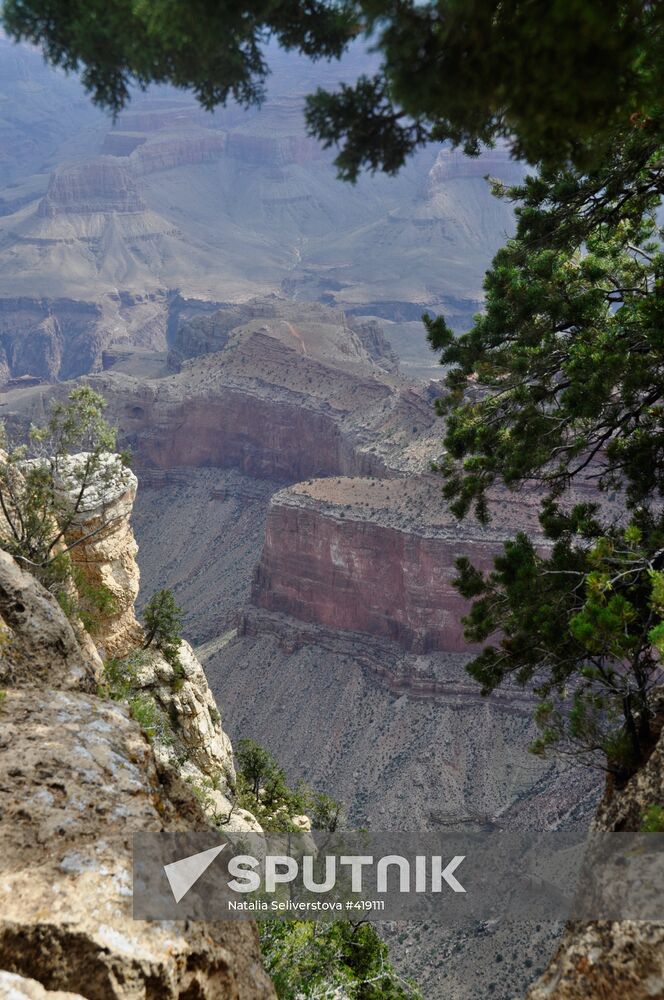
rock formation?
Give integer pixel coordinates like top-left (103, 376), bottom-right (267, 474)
top-left (0, 553), bottom-right (274, 998)
top-left (61, 455), bottom-right (142, 659)
top-left (0, 683), bottom-right (273, 998)
top-left (0, 47), bottom-right (521, 383)
top-left (0, 453), bottom-right (273, 998)
top-left (252, 476), bottom-right (541, 653)
top-left (37, 160), bottom-right (145, 217)
top-left (54, 452), bottom-right (261, 831)
top-left (526, 699), bottom-right (664, 1000)
top-left (0, 548), bottom-right (99, 692)
top-left (1, 299), bottom-right (438, 479)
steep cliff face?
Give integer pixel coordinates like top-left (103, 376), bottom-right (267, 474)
top-left (0, 547), bottom-right (274, 998)
top-left (252, 476), bottom-right (540, 653)
top-left (63, 458), bottom-right (142, 659)
top-left (16, 299), bottom-right (438, 481)
top-left (0, 292), bottom-right (172, 384)
top-left (37, 160), bottom-right (145, 217)
top-left (59, 454), bottom-right (261, 830)
top-left (0, 298), bottom-right (104, 382)
top-left (133, 132), bottom-right (228, 174)
top-left (0, 451), bottom-right (273, 995)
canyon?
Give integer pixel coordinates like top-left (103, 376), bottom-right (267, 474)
top-left (1, 298), bottom-right (603, 997)
top-left (0, 36), bottom-right (656, 1000)
top-left (0, 42), bottom-right (520, 385)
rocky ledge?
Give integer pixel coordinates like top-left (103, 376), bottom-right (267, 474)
top-left (0, 455), bottom-right (272, 997)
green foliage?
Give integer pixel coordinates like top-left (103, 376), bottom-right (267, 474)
top-left (641, 804), bottom-right (664, 832)
top-left (260, 919), bottom-right (422, 999)
top-left (129, 693), bottom-right (172, 744)
top-left (235, 738), bottom-right (310, 831)
top-left (4, 2), bottom-right (663, 181)
top-left (309, 789), bottom-right (346, 833)
top-left (141, 588), bottom-right (183, 669)
top-left (0, 386), bottom-right (119, 593)
top-left (456, 509), bottom-right (663, 777)
top-left (235, 738), bottom-right (346, 833)
top-left (432, 127), bottom-right (664, 778)
top-left (1, 0), bottom-right (355, 114)
top-left (100, 650), bottom-right (145, 701)
top-left (57, 565), bottom-right (117, 635)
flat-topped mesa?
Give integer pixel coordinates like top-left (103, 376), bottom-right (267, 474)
top-left (132, 132), bottom-right (228, 174)
top-left (252, 476), bottom-right (543, 654)
top-left (37, 159), bottom-right (145, 217)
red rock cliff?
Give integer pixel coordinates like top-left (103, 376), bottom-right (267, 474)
top-left (251, 477), bottom-right (535, 653)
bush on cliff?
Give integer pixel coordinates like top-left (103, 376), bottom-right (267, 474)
top-left (260, 918), bottom-right (422, 999)
top-left (141, 588), bottom-right (184, 676)
top-left (0, 387), bottom-right (127, 606)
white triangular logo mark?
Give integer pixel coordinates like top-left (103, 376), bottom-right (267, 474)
top-left (164, 843), bottom-right (227, 903)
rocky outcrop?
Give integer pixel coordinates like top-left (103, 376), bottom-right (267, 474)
top-left (348, 317), bottom-right (400, 372)
top-left (526, 922), bottom-right (664, 1000)
top-left (133, 133), bottom-right (228, 174)
top-left (0, 684), bottom-right (273, 998)
top-left (0, 298), bottom-right (103, 382)
top-left (57, 453), bottom-right (260, 831)
top-left (51, 300), bottom-right (440, 481)
top-left (0, 971), bottom-right (85, 999)
top-left (225, 127), bottom-right (327, 167)
top-left (0, 549), bottom-right (100, 691)
top-left (0, 293), bottom-right (173, 384)
top-left (62, 456), bottom-right (142, 659)
top-left (252, 476), bottom-right (540, 653)
top-left (526, 700), bottom-right (664, 999)
top-left (131, 640), bottom-right (261, 833)
top-left (0, 460), bottom-right (273, 994)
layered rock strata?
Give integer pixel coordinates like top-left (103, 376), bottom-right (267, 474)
top-left (252, 476), bottom-right (541, 654)
top-left (62, 456), bottom-right (142, 659)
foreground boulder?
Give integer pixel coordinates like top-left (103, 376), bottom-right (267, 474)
top-left (0, 686), bottom-right (273, 998)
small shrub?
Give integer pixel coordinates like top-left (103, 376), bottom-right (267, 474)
top-left (170, 657), bottom-right (186, 692)
top-left (641, 804), bottom-right (664, 832)
top-left (100, 651), bottom-right (144, 701)
top-left (142, 589), bottom-right (183, 668)
top-left (129, 693), bottom-right (172, 744)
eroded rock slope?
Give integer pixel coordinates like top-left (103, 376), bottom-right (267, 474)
top-left (0, 460), bottom-right (273, 997)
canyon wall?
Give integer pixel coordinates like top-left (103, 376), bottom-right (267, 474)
top-left (252, 477), bottom-right (536, 653)
top-left (117, 386), bottom-right (392, 481)
top-left (37, 159), bottom-right (145, 216)
top-left (0, 298), bottom-right (104, 382)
